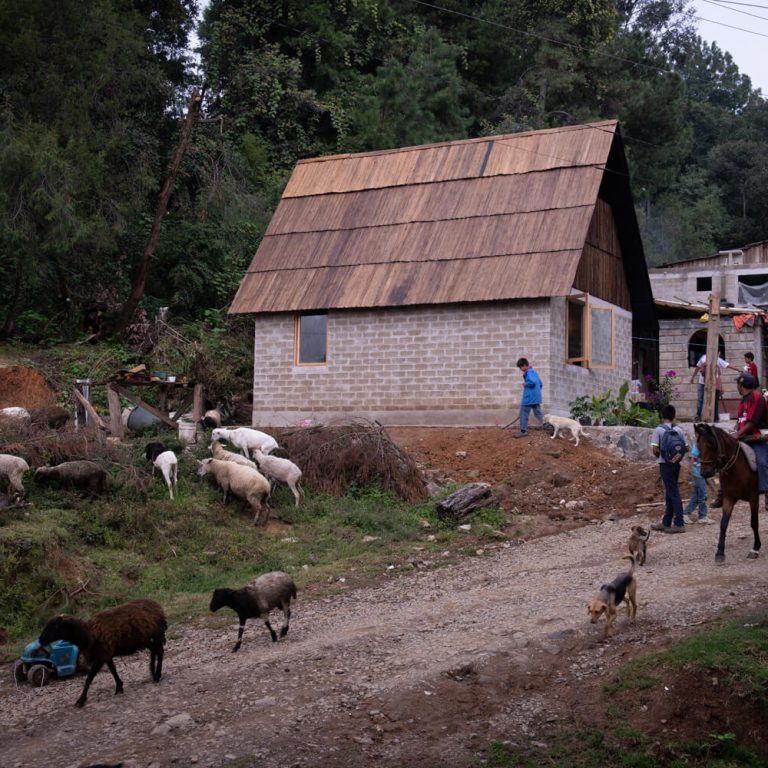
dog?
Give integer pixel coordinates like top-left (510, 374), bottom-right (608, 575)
top-left (627, 525), bottom-right (651, 565)
top-left (543, 414), bottom-right (586, 446)
top-left (587, 555), bottom-right (637, 638)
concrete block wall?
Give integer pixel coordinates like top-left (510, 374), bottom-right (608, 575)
top-left (546, 297), bottom-right (633, 415)
top-left (250, 298), bottom-right (634, 427)
top-left (659, 318), bottom-right (762, 420)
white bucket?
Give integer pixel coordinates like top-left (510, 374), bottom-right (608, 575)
top-left (177, 419), bottom-right (197, 445)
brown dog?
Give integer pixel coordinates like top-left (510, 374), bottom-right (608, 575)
top-left (587, 555), bottom-right (637, 638)
top-left (627, 525), bottom-right (651, 565)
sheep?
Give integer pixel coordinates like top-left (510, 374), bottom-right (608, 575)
top-left (35, 460), bottom-right (106, 496)
top-left (197, 458), bottom-right (271, 524)
top-left (28, 405), bottom-right (70, 429)
top-left (209, 439), bottom-right (258, 469)
top-left (201, 408), bottom-right (222, 430)
top-left (38, 598), bottom-right (167, 707)
top-left (210, 571), bottom-right (297, 652)
top-left (252, 448), bottom-right (304, 507)
top-left (0, 454), bottom-right (30, 500)
top-left (0, 407), bottom-right (31, 431)
top-left (211, 427), bottom-right (278, 458)
top-left (144, 442), bottom-right (178, 500)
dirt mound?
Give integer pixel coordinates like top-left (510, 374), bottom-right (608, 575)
top-left (0, 366), bottom-right (56, 409)
top-left (387, 426), bottom-right (663, 538)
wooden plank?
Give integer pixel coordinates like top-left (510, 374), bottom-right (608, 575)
top-left (169, 390), bottom-right (194, 423)
top-left (193, 384), bottom-right (204, 422)
top-left (106, 385), bottom-right (124, 438)
top-left (112, 384), bottom-right (178, 429)
top-left (72, 387), bottom-right (107, 431)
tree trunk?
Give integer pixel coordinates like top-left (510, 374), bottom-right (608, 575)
top-left (116, 88), bottom-right (203, 335)
top-left (436, 483), bottom-right (496, 524)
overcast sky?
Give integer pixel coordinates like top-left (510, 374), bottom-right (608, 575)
top-left (690, 0), bottom-right (768, 93)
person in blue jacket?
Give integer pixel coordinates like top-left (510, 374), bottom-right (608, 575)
top-left (514, 357), bottom-right (544, 438)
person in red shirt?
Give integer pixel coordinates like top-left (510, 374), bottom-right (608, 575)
top-left (743, 352), bottom-right (759, 390)
top-left (735, 373), bottom-right (766, 438)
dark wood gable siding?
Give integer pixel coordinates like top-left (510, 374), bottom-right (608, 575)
top-left (574, 198), bottom-right (630, 310)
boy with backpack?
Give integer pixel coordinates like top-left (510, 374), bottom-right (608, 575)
top-left (650, 404), bottom-right (688, 533)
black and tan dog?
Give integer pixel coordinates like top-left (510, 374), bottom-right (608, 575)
top-left (627, 525), bottom-right (651, 565)
top-left (587, 555), bottom-right (637, 638)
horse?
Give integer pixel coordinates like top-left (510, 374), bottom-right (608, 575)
top-left (694, 423), bottom-right (761, 563)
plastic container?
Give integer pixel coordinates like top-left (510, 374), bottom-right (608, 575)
top-left (178, 419), bottom-right (197, 444)
top-left (126, 407), bottom-right (161, 432)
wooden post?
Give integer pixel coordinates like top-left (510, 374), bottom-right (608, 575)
top-left (72, 388), bottom-right (108, 431)
top-left (193, 383), bottom-right (204, 423)
top-left (106, 385), bottom-right (124, 438)
top-left (703, 294), bottom-right (720, 423)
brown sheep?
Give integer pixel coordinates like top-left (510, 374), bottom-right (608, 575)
top-left (35, 461), bottom-right (106, 496)
top-left (39, 599), bottom-right (167, 707)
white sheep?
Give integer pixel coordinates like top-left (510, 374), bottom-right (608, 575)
top-left (197, 458), bottom-right (272, 525)
top-left (252, 449), bottom-right (304, 507)
top-left (209, 440), bottom-right (258, 469)
top-left (211, 427), bottom-right (278, 458)
top-left (0, 454), bottom-right (30, 500)
top-left (0, 407), bottom-right (31, 431)
top-left (144, 443), bottom-right (178, 500)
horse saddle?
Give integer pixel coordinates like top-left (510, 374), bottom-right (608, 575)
top-left (740, 441), bottom-right (757, 472)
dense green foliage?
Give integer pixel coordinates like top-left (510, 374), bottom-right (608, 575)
top-left (1, 0), bottom-right (767, 339)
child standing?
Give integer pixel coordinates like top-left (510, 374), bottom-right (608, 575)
top-left (684, 444), bottom-right (713, 524)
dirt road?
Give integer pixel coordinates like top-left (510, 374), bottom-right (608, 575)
top-left (1, 502), bottom-right (765, 768)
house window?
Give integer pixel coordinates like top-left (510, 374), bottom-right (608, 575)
top-left (696, 276), bottom-right (712, 292)
top-left (566, 294), bottom-right (614, 368)
top-left (295, 313), bottom-right (328, 365)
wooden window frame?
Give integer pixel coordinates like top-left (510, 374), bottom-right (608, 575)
top-left (294, 313), bottom-right (328, 367)
top-left (566, 293), bottom-right (615, 369)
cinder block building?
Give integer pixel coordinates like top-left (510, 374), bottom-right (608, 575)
top-left (230, 121), bottom-right (657, 426)
top-left (650, 242), bottom-right (768, 420)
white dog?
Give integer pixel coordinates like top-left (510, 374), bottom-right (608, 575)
top-left (543, 414), bottom-right (586, 446)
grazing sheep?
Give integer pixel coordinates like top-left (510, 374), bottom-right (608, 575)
top-left (39, 599), bottom-right (166, 707)
top-left (144, 442), bottom-right (178, 500)
top-left (252, 448), bottom-right (304, 507)
top-left (201, 409), bottom-right (222, 429)
top-left (197, 458), bottom-right (271, 524)
top-left (29, 405), bottom-right (70, 429)
top-left (0, 407), bottom-right (31, 431)
top-left (209, 439), bottom-right (258, 469)
top-left (210, 571), bottom-right (297, 652)
top-left (211, 427), bottom-right (278, 457)
top-left (35, 461), bottom-right (106, 496)
top-left (0, 454), bottom-right (30, 500)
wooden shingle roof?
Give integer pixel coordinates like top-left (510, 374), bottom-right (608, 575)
top-left (230, 120), bottom-right (620, 314)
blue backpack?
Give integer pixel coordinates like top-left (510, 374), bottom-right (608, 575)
top-left (660, 424), bottom-right (687, 463)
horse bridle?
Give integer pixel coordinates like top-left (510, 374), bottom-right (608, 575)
top-left (699, 428), bottom-right (741, 475)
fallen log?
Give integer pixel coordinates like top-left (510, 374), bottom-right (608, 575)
top-left (436, 482), bottom-right (497, 524)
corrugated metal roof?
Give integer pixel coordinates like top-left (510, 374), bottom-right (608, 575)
top-left (230, 120), bottom-right (618, 314)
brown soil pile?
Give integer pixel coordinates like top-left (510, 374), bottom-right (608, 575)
top-left (0, 366), bottom-right (56, 409)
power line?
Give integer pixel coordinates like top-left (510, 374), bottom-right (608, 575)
top-left (693, 13), bottom-right (768, 37)
top-left (701, 0), bottom-right (768, 23)
top-left (707, 0), bottom-right (768, 9)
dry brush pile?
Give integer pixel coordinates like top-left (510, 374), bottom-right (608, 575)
top-left (277, 420), bottom-right (428, 504)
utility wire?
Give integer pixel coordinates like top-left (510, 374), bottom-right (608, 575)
top-left (707, 0), bottom-right (768, 9)
top-left (693, 13), bottom-right (768, 36)
top-left (703, 0), bottom-right (768, 14)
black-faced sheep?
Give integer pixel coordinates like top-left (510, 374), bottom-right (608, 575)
top-left (39, 598), bottom-right (167, 707)
top-left (252, 449), bottom-right (304, 506)
top-left (200, 409), bottom-right (222, 430)
top-left (197, 458), bottom-right (271, 524)
top-left (210, 571), bottom-right (297, 652)
top-left (29, 405), bottom-right (70, 429)
top-left (35, 460), bottom-right (106, 496)
top-left (144, 442), bottom-right (178, 500)
top-left (211, 427), bottom-right (278, 457)
top-left (0, 454), bottom-right (30, 500)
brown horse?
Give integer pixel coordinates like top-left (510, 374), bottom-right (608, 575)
top-left (694, 423), bottom-right (761, 562)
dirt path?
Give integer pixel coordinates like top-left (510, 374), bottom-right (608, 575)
top-left (1, 504), bottom-right (765, 768)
